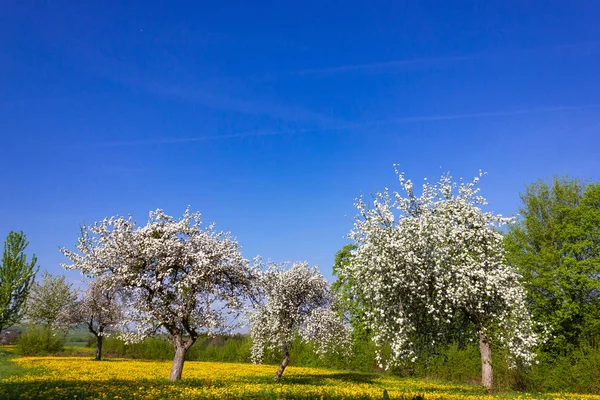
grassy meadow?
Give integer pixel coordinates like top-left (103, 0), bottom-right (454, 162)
top-left (1, 346), bottom-right (598, 400)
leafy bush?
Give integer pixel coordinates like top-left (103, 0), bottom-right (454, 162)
top-left (102, 337), bottom-right (173, 359)
top-left (16, 325), bottom-right (64, 355)
top-left (191, 334), bottom-right (252, 363)
top-left (101, 334), bottom-right (253, 362)
top-left (411, 343), bottom-right (481, 385)
top-left (525, 339), bottom-right (600, 393)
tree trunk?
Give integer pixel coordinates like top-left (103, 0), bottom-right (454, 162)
top-left (169, 343), bottom-right (187, 382)
top-left (273, 345), bottom-right (290, 382)
top-left (479, 331), bottom-right (493, 392)
top-left (169, 335), bottom-right (197, 382)
top-left (95, 333), bottom-right (103, 361)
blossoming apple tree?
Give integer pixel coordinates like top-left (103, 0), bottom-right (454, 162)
top-left (65, 276), bottom-right (124, 361)
top-left (340, 168), bottom-right (539, 391)
top-left (61, 208), bottom-right (257, 381)
top-left (250, 262), bottom-right (351, 381)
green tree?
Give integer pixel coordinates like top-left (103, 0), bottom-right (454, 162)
top-left (331, 244), bottom-right (360, 323)
top-left (505, 177), bottom-right (600, 352)
top-left (0, 231), bottom-right (38, 333)
top-left (26, 271), bottom-right (77, 329)
top-left (332, 244), bottom-right (377, 372)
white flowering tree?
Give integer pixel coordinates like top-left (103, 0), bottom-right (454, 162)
top-left (61, 209), bottom-right (257, 381)
top-left (26, 271), bottom-right (78, 330)
top-left (250, 262), bottom-right (351, 382)
top-left (64, 276), bottom-right (124, 361)
top-left (341, 168), bottom-right (539, 391)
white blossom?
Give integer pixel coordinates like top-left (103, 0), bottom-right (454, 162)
top-left (249, 262), bottom-right (351, 366)
top-left (67, 276), bottom-right (123, 338)
top-left (61, 208), bottom-right (257, 380)
top-left (342, 169), bottom-right (540, 370)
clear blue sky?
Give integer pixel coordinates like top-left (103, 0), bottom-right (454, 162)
top-left (2, 1), bottom-right (600, 286)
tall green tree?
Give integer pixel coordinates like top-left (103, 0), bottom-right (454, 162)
top-left (505, 177), bottom-right (600, 352)
top-left (0, 231), bottom-right (38, 333)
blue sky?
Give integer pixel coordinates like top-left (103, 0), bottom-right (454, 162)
top-left (1, 1), bottom-right (600, 286)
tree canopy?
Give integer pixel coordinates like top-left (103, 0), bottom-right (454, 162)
top-left (331, 244), bottom-right (362, 325)
top-left (26, 271), bottom-right (78, 329)
top-left (69, 276), bottom-right (124, 360)
top-left (505, 177), bottom-right (600, 353)
top-left (341, 169), bottom-right (539, 391)
top-left (61, 208), bottom-right (258, 381)
top-left (0, 231), bottom-right (38, 333)
top-left (250, 262), bottom-right (351, 381)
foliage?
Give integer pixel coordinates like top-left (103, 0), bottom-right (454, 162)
top-left (341, 168), bottom-right (539, 389)
top-left (100, 336), bottom-right (176, 360)
top-left (16, 325), bottom-right (64, 355)
top-left (61, 208), bottom-right (258, 380)
top-left (331, 244), bottom-right (357, 303)
top-left (191, 334), bottom-right (252, 363)
top-left (332, 244), bottom-right (379, 372)
top-left (26, 272), bottom-right (77, 329)
top-left (249, 262), bottom-right (351, 373)
top-left (100, 334), bottom-right (252, 362)
top-left (525, 337), bottom-right (600, 394)
top-left (505, 177), bottom-right (600, 353)
top-left (331, 244), bottom-right (365, 325)
top-left (99, 332), bottom-right (366, 370)
top-left (0, 231), bottom-right (38, 333)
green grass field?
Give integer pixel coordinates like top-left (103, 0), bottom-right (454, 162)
top-left (0, 347), bottom-right (26, 381)
top-left (1, 346), bottom-right (599, 400)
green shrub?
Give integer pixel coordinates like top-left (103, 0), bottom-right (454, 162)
top-left (16, 325), bottom-right (64, 355)
top-left (525, 339), bottom-right (600, 393)
top-left (102, 337), bottom-right (173, 359)
top-left (191, 334), bottom-right (252, 363)
top-left (413, 343), bottom-right (481, 385)
top-left (101, 334), bottom-right (253, 363)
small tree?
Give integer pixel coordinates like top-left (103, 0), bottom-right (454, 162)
top-left (250, 262), bottom-right (351, 382)
top-left (61, 209), bottom-right (257, 381)
top-left (0, 231), bottom-right (38, 333)
top-left (68, 277), bottom-right (124, 360)
top-left (26, 271), bottom-right (77, 329)
top-left (342, 169), bottom-right (539, 391)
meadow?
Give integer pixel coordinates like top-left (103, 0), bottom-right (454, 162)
top-left (1, 346), bottom-right (599, 400)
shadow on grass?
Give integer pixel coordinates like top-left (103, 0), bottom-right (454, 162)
top-left (0, 378), bottom-right (421, 400)
top-left (0, 350), bottom-right (47, 382)
top-left (251, 371), bottom-right (481, 395)
top-left (0, 378), bottom-right (204, 400)
top-left (278, 372), bottom-right (379, 385)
